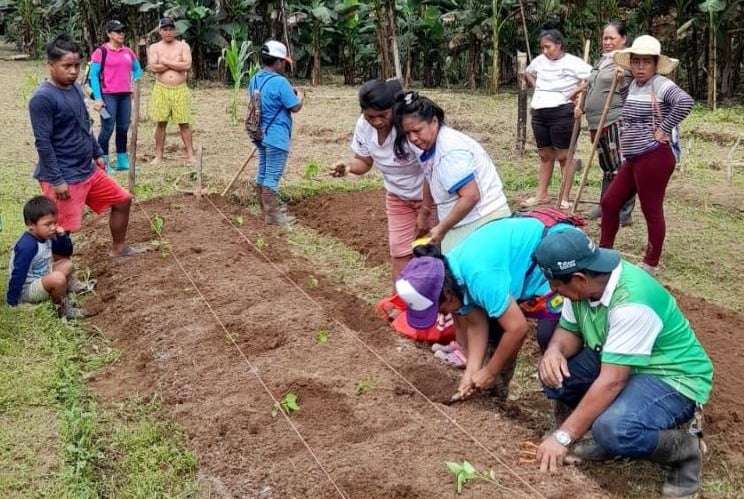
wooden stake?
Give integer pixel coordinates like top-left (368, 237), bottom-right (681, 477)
top-left (221, 147), bottom-right (257, 197)
top-left (518, 0), bottom-right (532, 62)
top-left (128, 79), bottom-right (141, 193)
top-left (571, 76), bottom-right (618, 212)
top-left (516, 51), bottom-right (528, 155)
top-left (726, 134), bottom-right (742, 185)
top-left (556, 40), bottom-right (591, 210)
top-left (195, 145), bottom-right (203, 200)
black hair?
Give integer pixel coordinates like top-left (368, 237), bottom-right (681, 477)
top-left (260, 53), bottom-right (280, 67)
top-left (411, 244), bottom-right (465, 305)
top-left (45, 34), bottom-right (81, 62)
top-left (358, 78), bottom-right (402, 111)
top-left (538, 28), bottom-right (564, 49)
top-left (23, 196), bottom-right (57, 225)
top-left (604, 21), bottom-right (627, 39)
top-left (392, 91), bottom-right (445, 157)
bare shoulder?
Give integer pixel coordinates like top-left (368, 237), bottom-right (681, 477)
top-left (180, 40), bottom-right (192, 51)
top-left (149, 41), bottom-right (164, 52)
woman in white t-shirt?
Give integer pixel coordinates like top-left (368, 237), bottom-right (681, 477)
top-left (523, 28), bottom-right (592, 209)
top-left (392, 91), bottom-right (511, 254)
top-left (330, 79), bottom-right (431, 281)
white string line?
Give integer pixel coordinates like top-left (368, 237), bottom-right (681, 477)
top-left (134, 200), bottom-right (348, 499)
top-left (205, 196), bottom-right (545, 499)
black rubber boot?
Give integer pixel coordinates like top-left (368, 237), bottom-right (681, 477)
top-left (648, 429), bottom-right (702, 497)
top-left (262, 189), bottom-right (295, 225)
top-left (572, 440), bottom-right (614, 461)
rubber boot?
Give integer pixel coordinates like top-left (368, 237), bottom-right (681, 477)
top-left (102, 155), bottom-right (112, 175)
top-left (115, 152), bottom-right (130, 171)
top-left (255, 185), bottom-right (264, 212)
top-left (648, 429), bottom-right (702, 497)
top-left (572, 440), bottom-right (614, 461)
top-left (261, 189), bottom-right (295, 225)
top-left (588, 176), bottom-right (610, 220)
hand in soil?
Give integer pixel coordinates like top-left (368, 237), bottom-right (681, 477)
top-left (471, 367), bottom-right (497, 390)
top-left (539, 348), bottom-right (570, 389)
top-left (458, 370), bottom-right (475, 398)
top-left (537, 435), bottom-right (569, 473)
top-left (329, 161), bottom-right (346, 177)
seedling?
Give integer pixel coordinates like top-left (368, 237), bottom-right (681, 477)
top-left (233, 215), bottom-right (244, 227)
top-left (150, 239), bottom-right (172, 258)
top-left (307, 275), bottom-right (319, 289)
top-left (315, 329), bottom-right (329, 344)
top-left (354, 376), bottom-right (375, 396)
top-left (445, 460), bottom-right (499, 494)
top-left (271, 392), bottom-right (300, 419)
top-left (303, 162), bottom-right (321, 180)
top-left (151, 214), bottom-right (165, 236)
top-left (255, 238), bottom-right (267, 250)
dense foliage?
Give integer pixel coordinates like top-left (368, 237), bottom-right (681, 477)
top-left (0, 0), bottom-right (741, 102)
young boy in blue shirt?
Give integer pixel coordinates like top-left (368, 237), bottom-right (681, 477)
top-left (7, 196), bottom-right (85, 320)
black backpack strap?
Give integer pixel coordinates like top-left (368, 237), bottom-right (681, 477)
top-left (99, 44), bottom-right (108, 81)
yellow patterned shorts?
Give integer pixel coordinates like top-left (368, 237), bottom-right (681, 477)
top-left (150, 81), bottom-right (192, 124)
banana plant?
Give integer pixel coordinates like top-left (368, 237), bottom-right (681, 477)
top-left (218, 37), bottom-right (259, 124)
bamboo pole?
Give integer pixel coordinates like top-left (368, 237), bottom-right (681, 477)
top-left (571, 76), bottom-right (618, 212)
top-left (221, 147), bottom-right (257, 197)
top-left (516, 51), bottom-right (528, 155)
top-left (518, 0), bottom-right (532, 62)
top-left (556, 40), bottom-right (591, 210)
top-left (128, 79), bottom-right (141, 193)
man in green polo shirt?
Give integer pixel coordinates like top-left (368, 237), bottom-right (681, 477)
top-left (531, 229), bottom-right (713, 498)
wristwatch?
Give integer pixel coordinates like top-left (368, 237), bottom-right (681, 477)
top-left (553, 430), bottom-right (573, 447)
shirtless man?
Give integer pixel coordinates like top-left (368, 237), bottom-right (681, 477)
top-left (147, 17), bottom-right (195, 164)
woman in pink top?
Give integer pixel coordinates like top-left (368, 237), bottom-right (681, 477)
top-left (90, 20), bottom-right (143, 171)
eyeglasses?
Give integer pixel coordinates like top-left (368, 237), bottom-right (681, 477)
top-left (110, 29), bottom-right (124, 34)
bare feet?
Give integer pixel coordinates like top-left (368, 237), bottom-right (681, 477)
top-left (150, 156), bottom-right (163, 165)
top-left (110, 244), bottom-right (152, 258)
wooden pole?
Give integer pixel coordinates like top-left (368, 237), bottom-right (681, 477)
top-left (195, 145), bottom-right (203, 200)
top-left (556, 40), bottom-right (591, 210)
top-left (518, 0), bottom-right (532, 62)
top-left (221, 147), bottom-right (257, 197)
top-left (571, 76), bottom-right (618, 212)
top-left (128, 79), bottom-right (141, 193)
top-left (516, 51), bottom-right (528, 155)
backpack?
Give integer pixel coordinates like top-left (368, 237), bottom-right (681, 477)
top-left (245, 74), bottom-right (280, 142)
top-left (82, 44), bottom-right (108, 98)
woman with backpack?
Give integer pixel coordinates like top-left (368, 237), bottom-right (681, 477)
top-left (89, 20), bottom-right (143, 172)
top-left (392, 91), bottom-right (511, 254)
top-left (247, 40), bottom-right (304, 225)
top-left (395, 217), bottom-right (581, 401)
top-left (599, 36), bottom-right (693, 276)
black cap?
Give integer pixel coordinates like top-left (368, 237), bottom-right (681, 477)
top-left (159, 17), bottom-right (176, 29)
top-left (104, 20), bottom-right (125, 32)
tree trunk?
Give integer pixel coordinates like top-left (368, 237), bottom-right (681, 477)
top-left (466, 39), bottom-right (478, 89)
top-left (706, 17), bottom-right (716, 109)
top-left (516, 51), bottom-right (528, 155)
top-left (489, 0), bottom-right (500, 95)
top-left (311, 25), bottom-right (321, 86)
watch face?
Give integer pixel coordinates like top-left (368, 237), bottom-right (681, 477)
top-left (554, 431), bottom-right (571, 446)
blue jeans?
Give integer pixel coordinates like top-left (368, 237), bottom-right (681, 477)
top-left (543, 347), bottom-right (696, 458)
top-left (255, 142), bottom-right (289, 192)
top-left (98, 93), bottom-right (132, 155)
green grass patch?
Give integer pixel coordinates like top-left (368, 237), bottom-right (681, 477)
top-left (281, 176), bottom-right (383, 202)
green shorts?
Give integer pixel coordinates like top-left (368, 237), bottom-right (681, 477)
top-left (150, 81), bottom-right (192, 124)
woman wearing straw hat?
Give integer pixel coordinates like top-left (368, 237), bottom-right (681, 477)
top-left (599, 35), bottom-right (693, 276)
top-left (574, 22), bottom-right (635, 226)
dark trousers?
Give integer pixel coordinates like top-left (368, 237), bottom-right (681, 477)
top-left (98, 93), bottom-right (132, 155)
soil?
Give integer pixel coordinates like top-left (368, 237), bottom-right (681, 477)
top-left (77, 191), bottom-right (744, 498)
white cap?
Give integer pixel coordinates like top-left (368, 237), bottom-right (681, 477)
top-left (261, 40), bottom-right (293, 64)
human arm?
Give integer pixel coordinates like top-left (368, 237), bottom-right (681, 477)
top-left (538, 327), bottom-right (584, 388)
top-left (29, 93), bottom-right (66, 190)
top-left (537, 363), bottom-right (630, 472)
top-left (427, 177), bottom-right (479, 244)
top-left (6, 236), bottom-right (36, 306)
top-left (472, 299), bottom-right (529, 389)
top-left (524, 73), bottom-right (537, 88)
top-left (329, 155), bottom-right (373, 177)
top-left (147, 45), bottom-right (168, 74)
top-left (158, 42), bottom-right (192, 72)
top-left (89, 62), bottom-right (103, 104)
top-left (457, 306), bottom-right (491, 397)
top-left (416, 181), bottom-right (434, 238)
top-left (658, 83), bottom-right (694, 137)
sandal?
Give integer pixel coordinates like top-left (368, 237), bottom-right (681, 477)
top-left (520, 196), bottom-right (549, 208)
top-left (110, 244), bottom-right (152, 258)
top-left (432, 340), bottom-right (460, 354)
top-left (433, 348), bottom-right (467, 369)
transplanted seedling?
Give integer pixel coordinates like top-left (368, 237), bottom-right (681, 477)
top-left (303, 162), bottom-right (321, 180)
top-left (308, 275), bottom-right (319, 289)
top-left (255, 238), bottom-right (267, 250)
top-left (233, 215), bottom-right (244, 227)
top-left (151, 214), bottom-right (165, 236)
top-left (271, 392), bottom-right (300, 419)
top-left (149, 214), bottom-right (171, 258)
top-left (354, 376), bottom-right (375, 396)
top-left (445, 460), bottom-right (499, 494)
top-left (315, 329), bottom-right (329, 344)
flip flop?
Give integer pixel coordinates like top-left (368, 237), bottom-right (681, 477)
top-left (110, 245), bottom-right (152, 258)
top-left (433, 348), bottom-right (467, 369)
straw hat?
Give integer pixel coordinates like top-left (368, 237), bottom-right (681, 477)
top-left (613, 35), bottom-right (679, 75)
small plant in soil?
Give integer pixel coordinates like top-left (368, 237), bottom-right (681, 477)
top-left (150, 214), bottom-right (171, 257)
top-left (315, 330), bottom-right (329, 344)
top-left (151, 214), bottom-right (165, 236)
top-left (233, 215), bottom-right (244, 227)
top-left (445, 460), bottom-right (499, 494)
top-left (354, 376), bottom-right (375, 396)
top-left (303, 162), bottom-right (321, 180)
top-left (271, 392), bottom-right (300, 419)
top-left (307, 275), bottom-right (319, 289)
top-left (255, 238), bottom-right (267, 250)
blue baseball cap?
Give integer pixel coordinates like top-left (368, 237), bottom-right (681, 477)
top-left (394, 257), bottom-right (445, 330)
top-left (533, 229), bottom-right (620, 278)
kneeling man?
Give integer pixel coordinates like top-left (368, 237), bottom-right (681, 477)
top-left (532, 230), bottom-right (713, 498)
